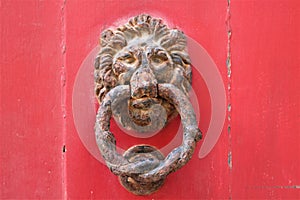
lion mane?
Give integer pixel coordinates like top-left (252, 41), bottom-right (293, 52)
top-left (94, 14), bottom-right (192, 102)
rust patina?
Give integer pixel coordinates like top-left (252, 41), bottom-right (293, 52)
top-left (94, 14), bottom-right (202, 195)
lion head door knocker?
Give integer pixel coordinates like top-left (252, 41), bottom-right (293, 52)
top-left (94, 14), bottom-right (202, 195)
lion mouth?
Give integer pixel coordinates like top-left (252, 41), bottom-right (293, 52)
top-left (128, 97), bottom-right (161, 126)
top-left (128, 95), bottom-right (177, 127)
top-left (130, 97), bottom-right (161, 109)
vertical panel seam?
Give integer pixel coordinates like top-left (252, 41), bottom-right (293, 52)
top-left (60, 0), bottom-right (67, 199)
top-left (226, 0), bottom-right (232, 199)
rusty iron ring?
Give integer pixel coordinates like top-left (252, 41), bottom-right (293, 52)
top-left (95, 83), bottom-right (202, 195)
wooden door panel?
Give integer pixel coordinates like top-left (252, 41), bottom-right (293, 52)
top-left (231, 1), bottom-right (300, 199)
top-left (1, 1), bottom-right (64, 198)
top-left (65, 1), bottom-right (228, 199)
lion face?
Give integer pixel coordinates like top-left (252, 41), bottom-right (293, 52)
top-left (95, 14), bottom-right (192, 128)
top-left (113, 41), bottom-right (174, 86)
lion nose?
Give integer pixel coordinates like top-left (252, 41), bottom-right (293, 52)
top-left (130, 55), bottom-right (158, 99)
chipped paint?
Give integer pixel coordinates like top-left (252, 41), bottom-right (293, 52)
top-left (60, 0), bottom-right (67, 199)
top-left (228, 151), bottom-right (232, 169)
top-left (247, 185), bottom-right (300, 189)
top-left (226, 0), bottom-right (233, 198)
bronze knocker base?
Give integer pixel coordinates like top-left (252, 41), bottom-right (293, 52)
top-left (119, 145), bottom-right (165, 195)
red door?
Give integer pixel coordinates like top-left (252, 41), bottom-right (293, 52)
top-left (1, 1), bottom-right (299, 199)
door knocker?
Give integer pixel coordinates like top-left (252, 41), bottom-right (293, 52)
top-left (94, 14), bottom-right (202, 195)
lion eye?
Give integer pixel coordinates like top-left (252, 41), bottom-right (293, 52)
top-left (119, 53), bottom-right (136, 64)
top-left (151, 56), bottom-right (163, 64)
top-left (172, 56), bottom-right (182, 65)
top-left (151, 52), bottom-right (168, 64)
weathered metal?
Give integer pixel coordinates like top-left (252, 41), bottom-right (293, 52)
top-left (94, 14), bottom-right (202, 195)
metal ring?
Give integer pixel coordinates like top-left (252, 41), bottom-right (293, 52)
top-left (95, 83), bottom-right (202, 195)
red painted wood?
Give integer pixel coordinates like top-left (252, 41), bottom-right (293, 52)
top-left (231, 1), bottom-right (300, 199)
top-left (65, 1), bottom-right (228, 199)
top-left (0, 1), bottom-right (64, 199)
top-left (1, 0), bottom-right (299, 199)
